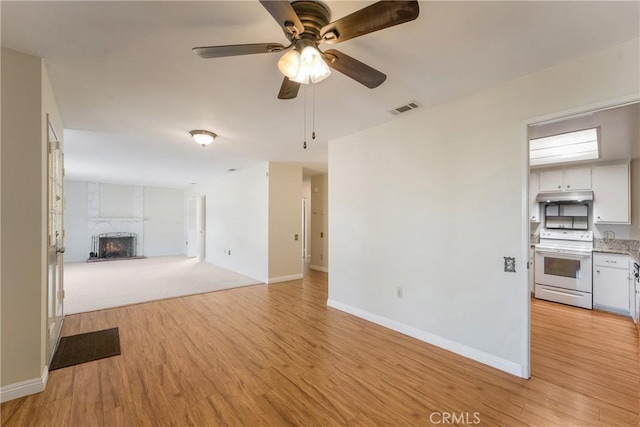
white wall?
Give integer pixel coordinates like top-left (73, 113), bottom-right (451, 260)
top-left (328, 39), bottom-right (640, 377)
top-left (64, 181), bottom-right (88, 262)
top-left (191, 163), bottom-right (269, 282)
top-left (310, 174), bottom-right (328, 271)
top-left (63, 181), bottom-right (185, 261)
top-left (143, 186), bottom-right (185, 256)
top-left (268, 163), bottom-right (303, 282)
top-left (100, 183), bottom-right (134, 217)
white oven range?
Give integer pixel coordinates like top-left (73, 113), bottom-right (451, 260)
top-left (534, 229), bottom-right (593, 309)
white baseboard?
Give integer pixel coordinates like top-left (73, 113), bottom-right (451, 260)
top-left (326, 299), bottom-right (525, 378)
top-left (310, 265), bottom-right (328, 273)
top-left (0, 365), bottom-right (49, 403)
top-left (266, 273), bottom-right (304, 284)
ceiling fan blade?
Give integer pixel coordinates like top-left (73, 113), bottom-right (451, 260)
top-left (323, 49), bottom-right (386, 89)
top-left (320, 1), bottom-right (419, 44)
top-left (259, 0), bottom-right (305, 37)
top-left (278, 77), bottom-right (301, 99)
top-left (193, 43), bottom-right (286, 59)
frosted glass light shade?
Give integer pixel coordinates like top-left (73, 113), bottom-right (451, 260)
top-left (279, 46), bottom-right (331, 84)
top-left (277, 50), bottom-right (301, 79)
top-left (189, 130), bottom-right (217, 147)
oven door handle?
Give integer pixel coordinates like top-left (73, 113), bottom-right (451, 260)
top-left (535, 249), bottom-right (592, 258)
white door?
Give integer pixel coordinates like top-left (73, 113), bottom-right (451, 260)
top-left (47, 116), bottom-right (65, 363)
top-left (187, 197), bottom-right (198, 257)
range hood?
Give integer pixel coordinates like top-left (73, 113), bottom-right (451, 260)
top-left (536, 190), bottom-right (594, 203)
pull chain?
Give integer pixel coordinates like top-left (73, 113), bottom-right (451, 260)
top-left (312, 84), bottom-right (316, 140)
top-left (303, 85), bottom-right (307, 149)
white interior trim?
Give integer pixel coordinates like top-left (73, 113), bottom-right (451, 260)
top-left (0, 365), bottom-right (49, 403)
top-left (310, 265), bottom-right (328, 273)
top-left (327, 299), bottom-right (526, 378)
top-left (266, 274), bottom-right (303, 284)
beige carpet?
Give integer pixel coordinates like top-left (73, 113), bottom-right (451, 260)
top-left (63, 256), bottom-right (262, 314)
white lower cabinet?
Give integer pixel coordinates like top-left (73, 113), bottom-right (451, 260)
top-left (593, 253), bottom-right (630, 315)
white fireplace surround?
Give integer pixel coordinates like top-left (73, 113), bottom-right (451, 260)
top-left (87, 183), bottom-right (144, 257)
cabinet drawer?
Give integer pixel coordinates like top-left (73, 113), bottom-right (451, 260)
top-left (593, 253), bottom-right (629, 269)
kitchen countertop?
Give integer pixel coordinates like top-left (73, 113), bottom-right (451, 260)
top-left (593, 238), bottom-right (640, 263)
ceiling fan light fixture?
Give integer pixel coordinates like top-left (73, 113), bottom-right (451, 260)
top-left (189, 130), bottom-right (217, 147)
top-left (282, 46), bottom-right (331, 85)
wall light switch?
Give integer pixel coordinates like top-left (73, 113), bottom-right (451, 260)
top-left (504, 257), bottom-right (516, 273)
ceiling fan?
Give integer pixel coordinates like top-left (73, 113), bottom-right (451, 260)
top-left (193, 0), bottom-right (419, 99)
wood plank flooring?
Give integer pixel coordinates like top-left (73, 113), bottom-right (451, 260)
top-left (2, 268), bottom-right (638, 426)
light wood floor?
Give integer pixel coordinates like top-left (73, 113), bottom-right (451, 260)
top-left (2, 268), bottom-right (638, 426)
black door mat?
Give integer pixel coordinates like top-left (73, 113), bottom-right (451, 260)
top-left (50, 327), bottom-right (121, 371)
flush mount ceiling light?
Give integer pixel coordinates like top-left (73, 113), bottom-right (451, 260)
top-left (189, 130), bottom-right (217, 147)
top-left (530, 128), bottom-right (600, 166)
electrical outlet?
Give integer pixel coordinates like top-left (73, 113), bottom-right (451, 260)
top-left (294, 234), bottom-right (299, 241)
top-left (397, 287), bottom-right (403, 298)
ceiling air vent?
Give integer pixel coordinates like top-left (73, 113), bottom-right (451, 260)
top-left (390, 101), bottom-right (422, 115)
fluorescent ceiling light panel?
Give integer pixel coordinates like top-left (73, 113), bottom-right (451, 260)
top-left (530, 128), bottom-right (599, 166)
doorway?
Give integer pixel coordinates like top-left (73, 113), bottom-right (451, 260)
top-left (187, 195), bottom-right (206, 261)
top-left (525, 98), bottom-right (639, 408)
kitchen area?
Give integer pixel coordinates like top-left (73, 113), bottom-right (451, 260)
top-left (528, 102), bottom-right (640, 326)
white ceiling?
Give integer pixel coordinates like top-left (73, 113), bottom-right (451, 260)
top-left (2, 1), bottom-right (639, 188)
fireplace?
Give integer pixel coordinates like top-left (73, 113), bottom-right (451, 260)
top-left (98, 232), bottom-right (136, 259)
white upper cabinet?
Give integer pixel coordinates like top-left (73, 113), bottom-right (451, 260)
top-left (538, 170), bottom-right (563, 192)
top-left (529, 172), bottom-right (540, 222)
top-left (592, 163), bottom-right (630, 224)
top-left (564, 168), bottom-right (592, 191)
top-left (539, 168), bottom-right (591, 192)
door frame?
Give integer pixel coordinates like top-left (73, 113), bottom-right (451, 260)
top-left (522, 93), bottom-right (640, 380)
top-left (46, 114), bottom-right (65, 364)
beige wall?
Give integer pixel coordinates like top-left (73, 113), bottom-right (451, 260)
top-left (328, 39), bottom-right (639, 377)
top-left (1, 48), bottom-right (54, 388)
top-left (267, 163), bottom-right (303, 281)
top-left (310, 174), bottom-right (328, 271)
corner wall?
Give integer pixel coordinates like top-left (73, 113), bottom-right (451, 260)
top-left (267, 163), bottom-right (303, 283)
top-left (310, 174), bottom-right (328, 272)
top-left (187, 162), bottom-right (304, 283)
top-left (328, 39), bottom-right (640, 377)
top-left (1, 48), bottom-right (62, 399)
